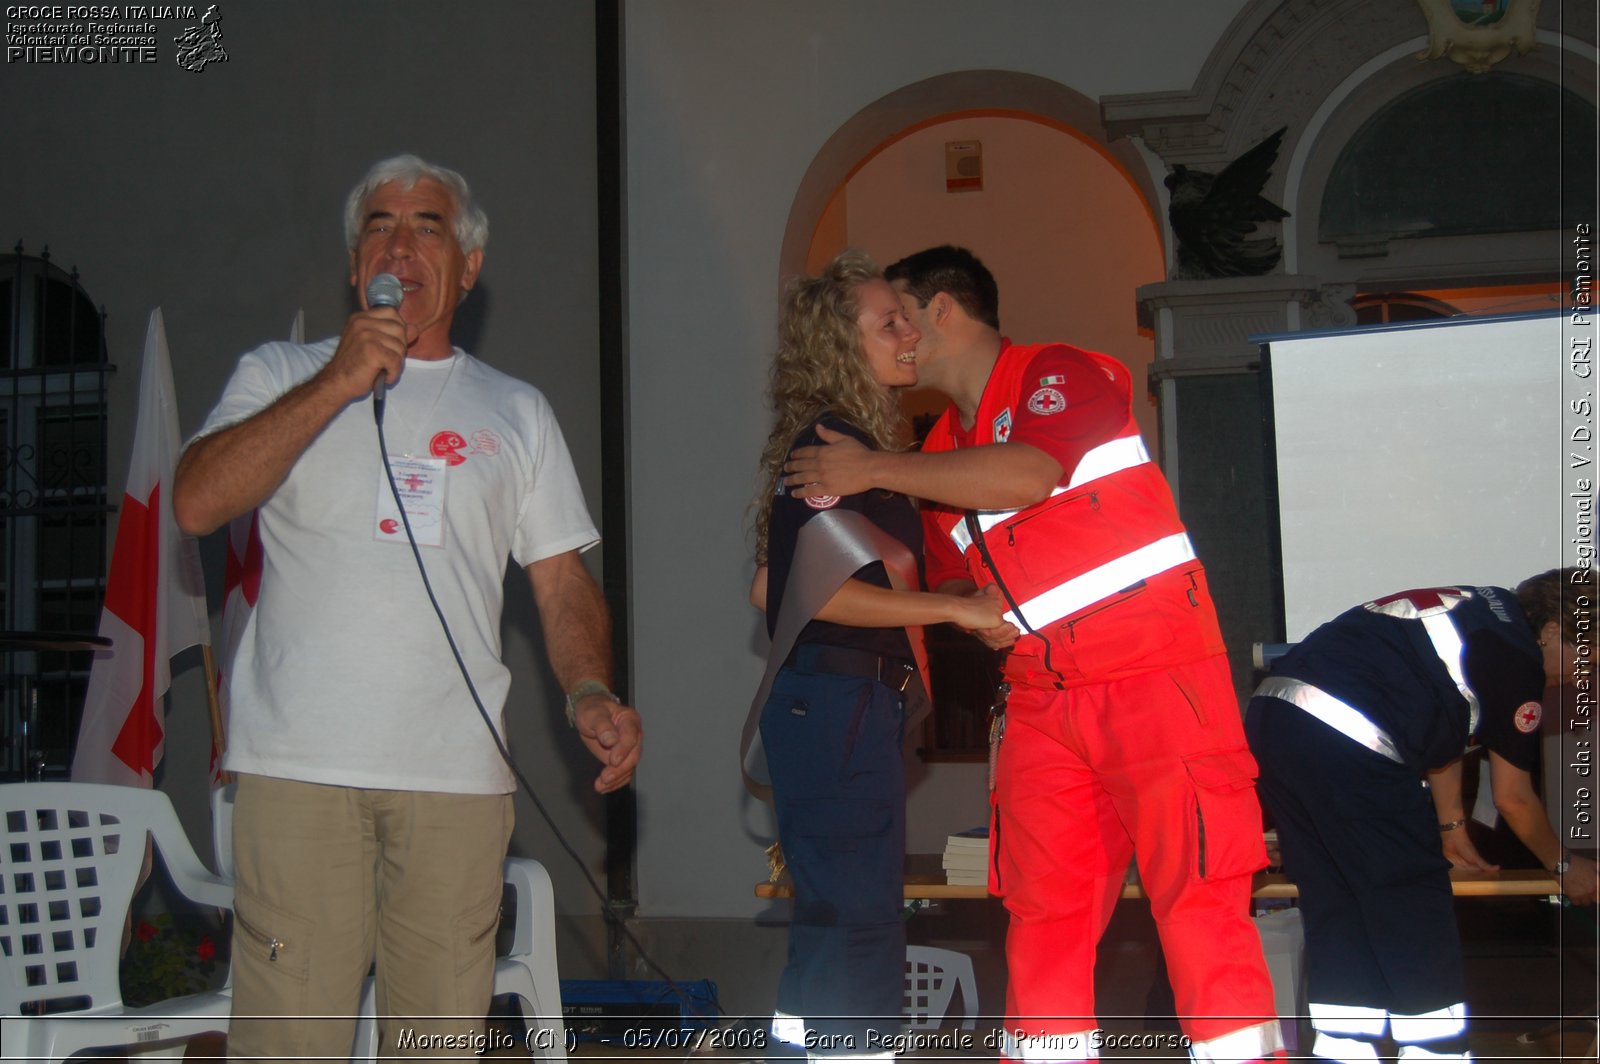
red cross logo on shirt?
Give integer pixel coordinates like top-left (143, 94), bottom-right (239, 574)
top-left (1364, 587), bottom-right (1470, 621)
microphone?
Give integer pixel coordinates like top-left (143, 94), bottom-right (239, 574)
top-left (365, 273), bottom-right (404, 419)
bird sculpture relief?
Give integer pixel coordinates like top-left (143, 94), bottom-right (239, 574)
top-left (1165, 126), bottom-right (1291, 280)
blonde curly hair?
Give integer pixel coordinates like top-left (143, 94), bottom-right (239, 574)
top-left (752, 249), bottom-right (907, 563)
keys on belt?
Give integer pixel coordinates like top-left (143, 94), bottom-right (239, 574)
top-left (988, 682), bottom-right (1010, 791)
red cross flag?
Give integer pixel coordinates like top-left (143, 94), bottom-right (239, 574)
top-left (71, 308), bottom-right (211, 787)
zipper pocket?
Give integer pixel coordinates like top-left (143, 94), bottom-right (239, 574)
top-left (967, 511), bottom-right (1066, 686)
top-left (1004, 490), bottom-right (1099, 547)
top-left (1063, 580), bottom-right (1148, 643)
top-left (235, 907), bottom-right (288, 963)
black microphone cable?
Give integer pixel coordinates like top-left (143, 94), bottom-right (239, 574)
top-left (371, 391), bottom-right (722, 1025)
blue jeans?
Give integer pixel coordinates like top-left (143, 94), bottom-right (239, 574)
top-left (761, 661), bottom-right (906, 1054)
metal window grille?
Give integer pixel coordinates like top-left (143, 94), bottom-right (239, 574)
top-left (1, 247), bottom-right (113, 780)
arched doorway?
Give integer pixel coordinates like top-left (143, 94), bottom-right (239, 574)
top-left (778, 81), bottom-right (1169, 769)
top-left (799, 110), bottom-right (1166, 448)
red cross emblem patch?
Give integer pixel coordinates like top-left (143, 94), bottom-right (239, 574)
top-left (1364, 587), bottom-right (1471, 620)
top-left (1027, 387), bottom-right (1067, 415)
top-left (1514, 701), bottom-right (1542, 733)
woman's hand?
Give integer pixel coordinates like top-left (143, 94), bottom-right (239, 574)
top-left (946, 585), bottom-right (1018, 647)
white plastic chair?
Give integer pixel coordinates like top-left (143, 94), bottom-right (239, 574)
top-left (904, 945), bottom-right (979, 1030)
top-left (350, 857), bottom-right (569, 1062)
top-left (0, 781), bottom-right (234, 1061)
top-left (209, 777), bottom-right (236, 880)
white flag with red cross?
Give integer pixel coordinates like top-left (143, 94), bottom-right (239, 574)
top-left (71, 309), bottom-right (210, 787)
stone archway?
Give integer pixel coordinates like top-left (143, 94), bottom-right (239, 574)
top-left (777, 70), bottom-right (1163, 285)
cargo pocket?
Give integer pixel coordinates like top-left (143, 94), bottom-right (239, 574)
top-left (789, 796), bottom-right (899, 926)
top-left (453, 885), bottom-right (505, 977)
top-left (233, 884), bottom-right (315, 1018)
top-left (1183, 748), bottom-right (1268, 881)
top-left (792, 797), bottom-right (894, 849)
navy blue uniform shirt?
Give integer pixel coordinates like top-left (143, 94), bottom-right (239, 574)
top-left (1272, 585), bottom-right (1544, 772)
top-left (765, 414), bottom-right (921, 662)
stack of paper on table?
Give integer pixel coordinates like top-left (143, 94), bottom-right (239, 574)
top-left (942, 826), bottom-right (989, 886)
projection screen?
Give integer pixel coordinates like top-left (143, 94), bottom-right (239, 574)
top-left (1262, 311), bottom-right (1569, 641)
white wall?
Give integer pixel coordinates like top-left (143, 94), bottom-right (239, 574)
top-left (621, 0), bottom-right (1251, 919)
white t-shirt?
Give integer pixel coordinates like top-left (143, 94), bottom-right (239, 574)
top-left (193, 339), bottom-right (599, 793)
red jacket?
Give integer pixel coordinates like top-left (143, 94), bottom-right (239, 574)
top-left (923, 342), bottom-right (1225, 688)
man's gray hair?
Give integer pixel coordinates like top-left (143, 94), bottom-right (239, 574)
top-left (343, 154), bottom-right (489, 254)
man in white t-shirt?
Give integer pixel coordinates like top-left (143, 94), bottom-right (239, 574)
top-left (173, 154), bottom-right (641, 1059)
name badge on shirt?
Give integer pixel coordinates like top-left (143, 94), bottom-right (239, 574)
top-left (374, 456), bottom-right (448, 548)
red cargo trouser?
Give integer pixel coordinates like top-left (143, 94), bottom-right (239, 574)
top-left (992, 654), bottom-right (1282, 1063)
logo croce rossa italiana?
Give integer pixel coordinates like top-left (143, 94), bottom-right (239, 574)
top-left (173, 3), bottom-right (225, 72)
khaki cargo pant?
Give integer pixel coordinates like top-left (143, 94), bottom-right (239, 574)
top-left (227, 774), bottom-right (514, 1061)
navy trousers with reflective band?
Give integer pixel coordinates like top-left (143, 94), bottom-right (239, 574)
top-left (1247, 695), bottom-right (1464, 1017)
top-left (762, 665), bottom-right (906, 1053)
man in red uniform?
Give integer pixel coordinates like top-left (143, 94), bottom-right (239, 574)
top-left (784, 246), bottom-right (1282, 1064)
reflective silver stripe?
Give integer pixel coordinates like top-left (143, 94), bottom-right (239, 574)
top-left (1421, 613), bottom-right (1480, 736)
top-left (946, 435), bottom-right (1151, 553)
top-left (1000, 1028), bottom-right (1099, 1062)
top-left (949, 486), bottom-right (1067, 553)
top-left (1001, 532), bottom-right (1197, 630)
top-left (1065, 433), bottom-right (1150, 489)
top-left (1390, 1002), bottom-right (1468, 1044)
top-left (1363, 590), bottom-right (1481, 741)
top-left (1312, 1032), bottom-right (1383, 1062)
top-left (770, 1010), bottom-right (805, 1046)
top-left (1310, 1001), bottom-right (1389, 1037)
top-left (1256, 676), bottom-right (1404, 764)
top-left (1189, 1020), bottom-right (1284, 1064)
top-left (1394, 1046), bottom-right (1469, 1061)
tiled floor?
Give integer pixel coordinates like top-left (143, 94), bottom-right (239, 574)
top-left (158, 890), bottom-right (1595, 1060)
top-left (548, 892), bottom-right (1596, 1063)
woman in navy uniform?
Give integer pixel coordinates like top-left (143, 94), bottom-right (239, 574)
top-left (749, 250), bottom-right (1007, 1061)
top-left (1246, 570), bottom-right (1597, 1063)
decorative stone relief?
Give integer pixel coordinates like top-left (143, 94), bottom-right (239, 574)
top-left (1305, 283), bottom-right (1358, 328)
top-left (1414, 0), bottom-right (1541, 73)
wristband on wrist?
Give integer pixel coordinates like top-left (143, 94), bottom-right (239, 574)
top-left (564, 679), bottom-right (619, 727)
top-left (1551, 850), bottom-right (1574, 876)
top-left (1438, 818), bottom-right (1467, 833)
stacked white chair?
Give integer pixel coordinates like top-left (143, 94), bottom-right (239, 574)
top-left (904, 945), bottom-right (979, 1030)
top-left (0, 782), bottom-right (234, 1061)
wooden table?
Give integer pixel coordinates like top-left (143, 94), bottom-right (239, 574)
top-left (755, 853), bottom-right (1563, 900)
